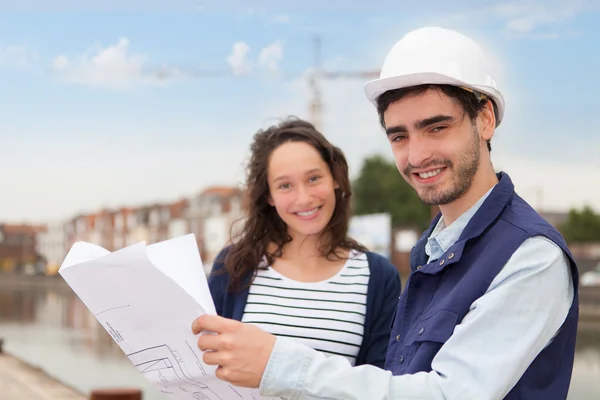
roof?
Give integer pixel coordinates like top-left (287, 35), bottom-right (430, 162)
top-left (169, 199), bottom-right (189, 218)
top-left (198, 186), bottom-right (242, 198)
top-left (1, 224), bottom-right (46, 235)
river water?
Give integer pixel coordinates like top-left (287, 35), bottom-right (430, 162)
top-left (1, 282), bottom-right (599, 399)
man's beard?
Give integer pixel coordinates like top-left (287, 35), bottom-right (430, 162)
top-left (405, 127), bottom-right (481, 206)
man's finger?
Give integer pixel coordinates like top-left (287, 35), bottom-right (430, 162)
top-left (192, 314), bottom-right (237, 335)
top-left (202, 348), bottom-right (224, 366)
top-left (197, 331), bottom-right (222, 352)
top-left (215, 365), bottom-right (235, 384)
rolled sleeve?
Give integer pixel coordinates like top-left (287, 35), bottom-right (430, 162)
top-left (260, 337), bottom-right (316, 399)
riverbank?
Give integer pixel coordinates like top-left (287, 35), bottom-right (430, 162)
top-left (0, 350), bottom-right (86, 400)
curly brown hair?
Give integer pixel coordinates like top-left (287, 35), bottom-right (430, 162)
top-left (220, 116), bottom-right (367, 291)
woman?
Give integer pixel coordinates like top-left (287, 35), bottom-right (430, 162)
top-left (208, 117), bottom-right (401, 368)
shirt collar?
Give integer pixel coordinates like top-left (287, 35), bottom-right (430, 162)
top-left (425, 185), bottom-right (496, 261)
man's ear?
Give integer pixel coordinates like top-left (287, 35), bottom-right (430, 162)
top-left (479, 100), bottom-right (496, 142)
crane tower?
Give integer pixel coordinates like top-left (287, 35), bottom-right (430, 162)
top-left (307, 35), bottom-right (380, 131)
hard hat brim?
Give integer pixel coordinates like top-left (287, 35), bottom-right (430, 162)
top-left (364, 72), bottom-right (505, 126)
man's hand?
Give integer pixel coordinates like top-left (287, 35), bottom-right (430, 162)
top-left (192, 315), bottom-right (277, 388)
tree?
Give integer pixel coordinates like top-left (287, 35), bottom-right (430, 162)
top-left (559, 205), bottom-right (600, 243)
top-left (351, 154), bottom-right (432, 230)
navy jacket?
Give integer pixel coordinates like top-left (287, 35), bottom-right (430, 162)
top-left (208, 247), bottom-right (402, 368)
top-left (386, 172), bottom-right (579, 399)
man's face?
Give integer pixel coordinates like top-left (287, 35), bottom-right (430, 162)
top-left (383, 89), bottom-right (484, 206)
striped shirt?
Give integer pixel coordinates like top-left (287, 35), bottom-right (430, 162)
top-left (241, 250), bottom-right (370, 366)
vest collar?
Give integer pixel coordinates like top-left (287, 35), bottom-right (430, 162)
top-left (410, 172), bottom-right (515, 273)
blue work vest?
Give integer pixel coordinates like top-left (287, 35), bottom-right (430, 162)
top-left (385, 172), bottom-right (579, 399)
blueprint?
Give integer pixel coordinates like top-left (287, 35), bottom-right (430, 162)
top-left (59, 234), bottom-right (280, 400)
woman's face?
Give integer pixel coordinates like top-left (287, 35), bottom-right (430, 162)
top-left (267, 141), bottom-right (338, 239)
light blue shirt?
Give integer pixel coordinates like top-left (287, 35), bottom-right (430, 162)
top-left (258, 187), bottom-right (574, 400)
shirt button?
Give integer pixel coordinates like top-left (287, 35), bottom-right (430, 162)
top-left (418, 328), bottom-right (424, 335)
top-left (399, 356), bottom-right (404, 364)
top-left (396, 335), bottom-right (401, 341)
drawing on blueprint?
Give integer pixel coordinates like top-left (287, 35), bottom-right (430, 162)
top-left (251, 394), bottom-right (280, 400)
top-left (127, 344), bottom-right (221, 400)
top-left (94, 304), bottom-right (131, 317)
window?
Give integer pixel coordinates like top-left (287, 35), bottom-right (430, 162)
top-left (211, 198), bottom-right (221, 215)
top-left (127, 213), bottom-right (136, 229)
top-left (115, 215), bottom-right (123, 230)
top-left (76, 219), bottom-right (86, 234)
top-left (150, 210), bottom-right (160, 226)
top-left (113, 235), bottom-right (122, 250)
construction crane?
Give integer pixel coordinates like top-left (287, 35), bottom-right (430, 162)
top-left (308, 35), bottom-right (380, 131)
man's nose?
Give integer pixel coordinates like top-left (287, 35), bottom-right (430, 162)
top-left (407, 135), bottom-right (434, 168)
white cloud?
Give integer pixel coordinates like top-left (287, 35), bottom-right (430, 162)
top-left (52, 37), bottom-right (184, 89)
top-left (258, 41), bottom-right (283, 75)
top-left (0, 43), bottom-right (37, 66)
top-left (431, 0), bottom-right (589, 39)
top-left (491, 0), bottom-right (585, 35)
top-left (52, 55), bottom-right (69, 69)
top-left (226, 41), bottom-right (252, 76)
top-left (226, 40), bottom-right (284, 76)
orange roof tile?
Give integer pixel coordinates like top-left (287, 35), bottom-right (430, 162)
top-left (2, 224), bottom-right (46, 235)
top-left (199, 186), bottom-right (241, 197)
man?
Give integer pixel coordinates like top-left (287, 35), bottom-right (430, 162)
top-left (192, 26), bottom-right (579, 400)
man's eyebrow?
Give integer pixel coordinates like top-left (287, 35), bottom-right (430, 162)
top-left (385, 125), bottom-right (407, 135)
top-left (415, 115), bottom-right (455, 130)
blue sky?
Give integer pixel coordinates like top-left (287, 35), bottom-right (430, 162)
top-left (1, 1), bottom-right (600, 222)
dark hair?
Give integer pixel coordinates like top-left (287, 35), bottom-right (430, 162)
top-left (221, 116), bottom-right (367, 291)
top-left (375, 84), bottom-right (497, 152)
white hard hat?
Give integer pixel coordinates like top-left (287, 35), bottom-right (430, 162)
top-left (364, 26), bottom-right (505, 126)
